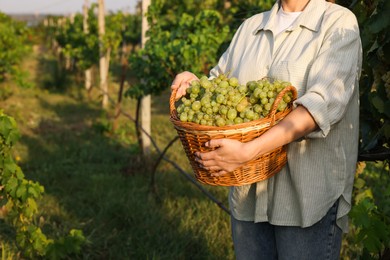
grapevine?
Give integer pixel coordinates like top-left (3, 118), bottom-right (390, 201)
top-left (176, 74), bottom-right (293, 126)
top-left (0, 111), bottom-right (85, 258)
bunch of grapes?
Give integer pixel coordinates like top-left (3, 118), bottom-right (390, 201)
top-left (176, 74), bottom-right (293, 126)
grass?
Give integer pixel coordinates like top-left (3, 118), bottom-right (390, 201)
top-left (0, 47), bottom-right (233, 259)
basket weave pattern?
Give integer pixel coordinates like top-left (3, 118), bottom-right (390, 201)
top-left (170, 85), bottom-right (297, 186)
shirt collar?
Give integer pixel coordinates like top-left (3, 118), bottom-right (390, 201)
top-left (253, 0), bottom-right (328, 35)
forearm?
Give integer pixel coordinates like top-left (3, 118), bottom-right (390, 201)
top-left (245, 105), bottom-right (318, 160)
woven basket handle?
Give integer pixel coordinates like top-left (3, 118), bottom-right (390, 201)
top-left (169, 88), bottom-right (179, 119)
top-left (269, 85), bottom-right (298, 126)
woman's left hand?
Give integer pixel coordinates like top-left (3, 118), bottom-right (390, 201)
top-left (195, 139), bottom-right (254, 176)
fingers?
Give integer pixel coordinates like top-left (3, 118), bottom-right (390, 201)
top-left (196, 161), bottom-right (228, 177)
top-left (171, 71), bottom-right (199, 100)
top-left (206, 139), bottom-right (224, 149)
top-left (195, 150), bottom-right (218, 162)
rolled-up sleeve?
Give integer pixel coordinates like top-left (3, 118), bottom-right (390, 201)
top-left (294, 13), bottom-right (361, 138)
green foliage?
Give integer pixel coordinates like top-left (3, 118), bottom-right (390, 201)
top-left (345, 162), bottom-right (390, 259)
top-left (54, 11), bottom-right (99, 71)
top-left (0, 12), bottom-right (32, 86)
top-left (0, 111), bottom-right (86, 259)
top-left (352, 0), bottom-right (390, 155)
top-left (127, 2), bottom-right (230, 98)
top-left (50, 5), bottom-right (141, 73)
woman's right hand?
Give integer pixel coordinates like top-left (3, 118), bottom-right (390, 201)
top-left (171, 71), bottom-right (199, 100)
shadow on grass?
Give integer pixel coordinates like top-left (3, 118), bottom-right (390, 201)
top-left (15, 95), bottom-right (222, 259)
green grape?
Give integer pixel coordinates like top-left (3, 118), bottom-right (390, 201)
top-left (218, 73), bottom-right (227, 81)
top-left (226, 120), bottom-right (234, 126)
top-left (177, 104), bottom-right (185, 113)
top-left (283, 94), bottom-right (292, 103)
top-left (234, 117), bottom-right (244, 124)
top-left (253, 104), bottom-right (263, 113)
top-left (268, 83), bottom-right (276, 91)
top-left (196, 112), bottom-right (204, 120)
top-left (216, 94), bottom-right (225, 104)
top-left (201, 96), bottom-right (210, 106)
top-left (192, 101), bottom-right (201, 111)
top-left (230, 94), bottom-right (241, 104)
top-left (239, 111), bottom-right (246, 118)
top-left (264, 103), bottom-right (272, 111)
top-left (259, 91), bottom-right (267, 99)
top-left (191, 84), bottom-right (200, 94)
top-left (191, 80), bottom-right (200, 87)
top-left (219, 105), bottom-right (228, 115)
top-left (247, 81), bottom-right (258, 91)
top-left (204, 102), bottom-right (212, 108)
top-left (261, 97), bottom-right (268, 105)
top-left (206, 108), bottom-right (213, 115)
top-left (253, 88), bottom-right (262, 98)
top-left (227, 108), bottom-right (238, 120)
top-left (277, 100), bottom-right (287, 112)
top-left (245, 110), bottom-right (255, 120)
top-left (236, 102), bottom-right (247, 113)
top-left (219, 80), bottom-right (229, 88)
top-left (182, 98), bottom-right (191, 106)
top-left (238, 84), bottom-right (248, 93)
top-left (180, 112), bottom-right (188, 122)
top-left (249, 94), bottom-right (258, 104)
top-left (267, 91), bottom-right (275, 98)
top-left (229, 77), bottom-right (239, 87)
top-left (216, 117), bottom-right (226, 126)
top-left (228, 90), bottom-right (236, 96)
top-left (200, 77), bottom-right (211, 88)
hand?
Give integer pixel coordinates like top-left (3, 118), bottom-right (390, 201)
top-left (195, 139), bottom-right (254, 176)
top-left (171, 71), bottom-right (199, 100)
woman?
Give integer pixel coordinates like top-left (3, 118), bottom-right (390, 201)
top-left (171, 0), bottom-right (362, 258)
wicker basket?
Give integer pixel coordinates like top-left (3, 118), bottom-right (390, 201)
top-left (170, 85), bottom-right (297, 186)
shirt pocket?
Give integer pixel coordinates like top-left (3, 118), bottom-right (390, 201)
top-left (268, 61), bottom-right (312, 98)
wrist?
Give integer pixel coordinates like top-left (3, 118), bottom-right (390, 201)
top-left (243, 139), bottom-right (264, 162)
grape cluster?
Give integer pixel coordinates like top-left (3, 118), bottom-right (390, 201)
top-left (176, 74), bottom-right (293, 126)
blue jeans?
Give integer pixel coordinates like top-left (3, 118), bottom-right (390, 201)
top-left (231, 201), bottom-right (342, 260)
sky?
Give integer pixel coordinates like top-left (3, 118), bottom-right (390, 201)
top-left (0, 0), bottom-right (139, 15)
